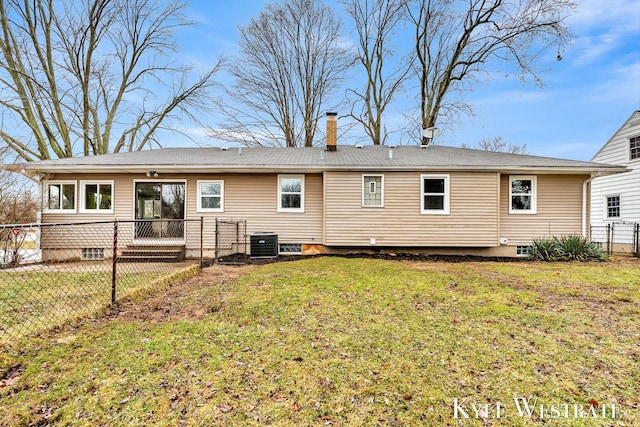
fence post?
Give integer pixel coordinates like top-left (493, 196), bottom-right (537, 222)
top-left (635, 223), bottom-right (639, 257)
top-left (200, 216), bottom-right (204, 268)
top-left (112, 220), bottom-right (118, 305)
top-left (214, 218), bottom-right (219, 263)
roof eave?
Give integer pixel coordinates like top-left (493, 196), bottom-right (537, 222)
top-left (17, 163), bottom-right (629, 175)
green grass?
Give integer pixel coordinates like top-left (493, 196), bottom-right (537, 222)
top-left (0, 264), bottom-right (200, 343)
top-left (1, 257), bottom-right (638, 426)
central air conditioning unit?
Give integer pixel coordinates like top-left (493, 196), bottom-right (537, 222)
top-left (250, 232), bottom-right (278, 258)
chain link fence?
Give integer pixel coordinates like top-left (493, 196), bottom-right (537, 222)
top-left (215, 219), bottom-right (248, 264)
top-left (0, 219), bottom-right (204, 344)
top-left (590, 222), bottom-right (639, 257)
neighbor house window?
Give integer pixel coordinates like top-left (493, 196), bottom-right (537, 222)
top-left (45, 181), bottom-right (76, 212)
top-left (509, 176), bottom-right (537, 214)
top-left (362, 175), bottom-right (384, 207)
top-left (80, 181), bottom-right (113, 213)
top-left (606, 195), bottom-right (620, 219)
top-left (197, 180), bottom-right (224, 212)
top-left (421, 174), bottom-right (450, 214)
top-left (630, 136), bottom-right (640, 160)
top-left (278, 175), bottom-right (304, 212)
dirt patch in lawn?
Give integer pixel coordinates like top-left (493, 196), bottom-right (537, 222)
top-left (113, 264), bottom-right (255, 323)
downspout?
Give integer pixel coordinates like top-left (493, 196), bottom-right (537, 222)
top-left (582, 173), bottom-right (600, 237)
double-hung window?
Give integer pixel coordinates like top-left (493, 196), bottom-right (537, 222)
top-left (630, 136), bottom-right (640, 161)
top-left (80, 181), bottom-right (113, 213)
top-left (45, 181), bottom-right (76, 213)
top-left (362, 175), bottom-right (384, 207)
top-left (509, 176), bottom-right (537, 214)
top-left (197, 180), bottom-right (224, 212)
top-left (278, 175), bottom-right (304, 212)
top-left (606, 195), bottom-right (620, 219)
top-left (421, 174), bottom-right (450, 214)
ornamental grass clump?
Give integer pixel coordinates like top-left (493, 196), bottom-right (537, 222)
top-left (528, 235), bottom-right (606, 261)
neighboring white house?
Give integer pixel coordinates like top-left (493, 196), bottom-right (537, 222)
top-left (590, 110), bottom-right (640, 251)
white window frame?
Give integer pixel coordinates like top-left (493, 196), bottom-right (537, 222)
top-left (509, 175), bottom-right (537, 214)
top-left (197, 180), bottom-right (224, 213)
top-left (420, 174), bottom-right (450, 215)
top-left (277, 174), bottom-right (305, 213)
top-left (605, 195), bottom-right (621, 219)
top-left (629, 135), bottom-right (640, 161)
top-left (43, 181), bottom-right (77, 213)
top-left (80, 181), bottom-right (114, 214)
top-left (362, 174), bottom-right (384, 207)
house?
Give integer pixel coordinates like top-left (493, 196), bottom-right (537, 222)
top-left (16, 117), bottom-right (627, 259)
top-left (590, 110), bottom-right (640, 251)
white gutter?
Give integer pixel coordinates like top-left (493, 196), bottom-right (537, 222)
top-left (582, 173), bottom-right (600, 237)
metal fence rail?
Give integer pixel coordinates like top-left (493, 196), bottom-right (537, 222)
top-left (0, 219), bottom-right (204, 343)
top-left (590, 222), bottom-right (639, 257)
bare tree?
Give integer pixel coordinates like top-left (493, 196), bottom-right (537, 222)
top-left (0, 147), bottom-right (37, 225)
top-left (407, 0), bottom-right (574, 144)
top-left (0, 0), bottom-right (223, 161)
top-left (210, 0), bottom-right (354, 147)
top-left (343, 0), bottom-right (410, 145)
top-left (461, 136), bottom-right (529, 154)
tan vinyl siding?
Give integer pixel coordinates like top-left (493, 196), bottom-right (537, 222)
top-left (189, 173), bottom-right (323, 250)
top-left (41, 173), bottom-right (323, 252)
top-left (324, 171), bottom-right (499, 247)
top-left (500, 174), bottom-right (588, 245)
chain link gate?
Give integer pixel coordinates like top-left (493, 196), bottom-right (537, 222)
top-left (214, 219), bottom-right (247, 263)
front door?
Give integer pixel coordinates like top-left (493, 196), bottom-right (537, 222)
top-left (135, 182), bottom-right (185, 239)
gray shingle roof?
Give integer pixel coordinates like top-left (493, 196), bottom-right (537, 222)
top-left (19, 145), bottom-right (627, 174)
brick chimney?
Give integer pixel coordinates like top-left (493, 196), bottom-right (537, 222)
top-left (326, 112), bottom-right (337, 151)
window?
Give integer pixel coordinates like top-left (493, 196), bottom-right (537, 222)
top-left (516, 246), bottom-right (531, 257)
top-left (606, 195), bottom-right (620, 219)
top-left (197, 180), bottom-right (224, 212)
top-left (421, 174), bottom-right (450, 214)
top-left (362, 175), bottom-right (384, 207)
top-left (80, 181), bottom-right (113, 213)
top-left (509, 176), bottom-right (537, 214)
top-left (45, 181), bottom-right (76, 212)
top-left (81, 248), bottom-right (105, 260)
top-left (279, 243), bottom-right (302, 254)
top-left (278, 175), bottom-right (304, 212)
top-left (630, 136), bottom-right (640, 160)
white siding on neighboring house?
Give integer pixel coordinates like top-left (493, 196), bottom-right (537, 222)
top-left (591, 111), bottom-right (640, 226)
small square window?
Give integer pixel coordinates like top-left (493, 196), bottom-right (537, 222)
top-left (516, 246), bottom-right (531, 257)
top-left (606, 196), bottom-right (620, 219)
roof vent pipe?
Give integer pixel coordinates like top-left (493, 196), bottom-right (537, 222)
top-left (389, 149), bottom-right (393, 159)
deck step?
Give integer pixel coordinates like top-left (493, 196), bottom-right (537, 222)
top-left (117, 245), bottom-right (185, 262)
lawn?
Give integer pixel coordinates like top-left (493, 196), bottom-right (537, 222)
top-left (0, 257), bottom-right (638, 426)
top-left (0, 263), bottom-right (200, 343)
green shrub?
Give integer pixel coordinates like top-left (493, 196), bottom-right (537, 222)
top-left (528, 235), bottom-right (606, 261)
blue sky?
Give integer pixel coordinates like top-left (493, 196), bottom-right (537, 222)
top-left (175, 0), bottom-right (640, 161)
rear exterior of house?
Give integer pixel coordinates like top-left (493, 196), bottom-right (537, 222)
top-left (590, 111), bottom-right (640, 252)
top-left (23, 142), bottom-right (625, 259)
